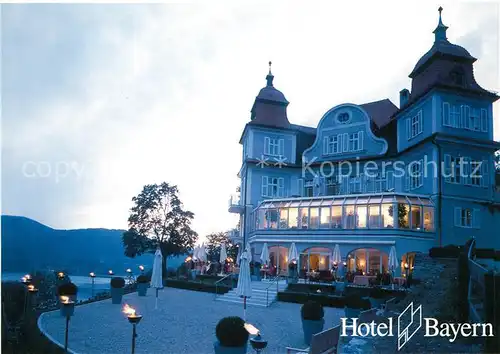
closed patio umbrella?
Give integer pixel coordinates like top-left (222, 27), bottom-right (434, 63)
top-left (260, 243), bottom-right (270, 279)
top-left (150, 247), bottom-right (164, 309)
top-left (288, 242), bottom-right (299, 263)
top-left (236, 249), bottom-right (252, 320)
top-left (388, 246), bottom-right (398, 289)
top-left (236, 245), bottom-right (242, 266)
top-left (220, 243), bottom-right (228, 263)
top-left (199, 243), bottom-right (207, 262)
top-left (332, 244), bottom-right (341, 264)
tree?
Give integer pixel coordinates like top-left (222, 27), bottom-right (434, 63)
top-left (122, 183), bottom-right (198, 276)
top-left (495, 150), bottom-right (500, 171)
top-left (205, 232), bottom-right (238, 262)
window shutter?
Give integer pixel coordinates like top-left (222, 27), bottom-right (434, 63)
top-left (278, 139), bottom-right (285, 156)
top-left (343, 133), bottom-right (349, 152)
top-left (419, 111), bottom-right (423, 134)
top-left (340, 176), bottom-right (349, 194)
top-left (297, 178), bottom-right (304, 197)
top-left (406, 118), bottom-right (411, 139)
top-left (323, 136), bottom-right (328, 155)
top-left (261, 176), bottom-right (268, 197)
top-left (320, 176), bottom-right (326, 196)
top-left (443, 102), bottom-right (450, 126)
top-left (405, 174), bottom-right (410, 191)
top-left (337, 134), bottom-right (342, 153)
top-left (463, 157), bottom-right (471, 185)
top-left (386, 171), bottom-right (394, 191)
top-left (358, 131), bottom-right (364, 151)
top-left (473, 209), bottom-right (481, 228)
top-left (264, 137), bottom-right (270, 155)
top-left (454, 207), bottom-right (461, 227)
top-left (278, 177), bottom-right (284, 197)
top-left (444, 154), bottom-right (451, 183)
top-left (419, 159), bottom-right (424, 187)
top-left (481, 109), bottom-right (488, 132)
top-left (482, 159), bottom-right (489, 187)
top-left (462, 106), bottom-right (469, 130)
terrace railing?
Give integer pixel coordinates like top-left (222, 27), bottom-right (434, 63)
top-left (214, 273), bottom-right (236, 300)
top-left (265, 274), bottom-right (286, 307)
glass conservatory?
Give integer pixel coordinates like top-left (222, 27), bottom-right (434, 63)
top-left (250, 193), bottom-right (435, 232)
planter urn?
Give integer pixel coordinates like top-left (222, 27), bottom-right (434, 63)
top-left (137, 283), bottom-right (148, 297)
top-left (111, 287), bottom-right (123, 304)
top-left (302, 318), bottom-right (325, 346)
top-left (214, 340), bottom-right (248, 354)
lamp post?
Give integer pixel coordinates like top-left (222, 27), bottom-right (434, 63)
top-left (123, 304), bottom-right (142, 354)
top-left (60, 296), bottom-right (75, 353)
top-left (245, 323), bottom-right (267, 354)
top-left (89, 272), bottom-right (96, 297)
top-left (404, 262), bottom-right (409, 288)
top-left (108, 269), bottom-right (114, 276)
top-left (126, 268), bottom-right (134, 285)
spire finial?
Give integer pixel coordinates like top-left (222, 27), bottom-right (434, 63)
top-left (433, 6), bottom-right (448, 42)
top-left (266, 61), bottom-right (274, 86)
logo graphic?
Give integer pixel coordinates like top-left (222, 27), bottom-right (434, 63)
top-left (397, 302), bottom-right (422, 350)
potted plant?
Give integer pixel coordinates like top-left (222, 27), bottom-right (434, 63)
top-left (136, 275), bottom-right (149, 296)
top-left (369, 287), bottom-right (386, 309)
top-left (214, 316), bottom-right (249, 354)
top-left (57, 282), bottom-right (78, 317)
top-left (344, 295), bottom-right (370, 318)
top-left (110, 277), bottom-right (125, 304)
top-left (301, 300), bottom-right (325, 346)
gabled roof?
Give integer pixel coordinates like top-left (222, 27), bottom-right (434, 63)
top-left (359, 99), bottom-right (398, 129)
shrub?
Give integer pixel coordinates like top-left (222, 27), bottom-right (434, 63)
top-left (57, 282), bottom-right (78, 296)
top-left (136, 275), bottom-right (150, 283)
top-left (111, 277), bottom-right (125, 289)
top-left (215, 316), bottom-right (249, 347)
top-left (301, 301), bottom-right (324, 321)
top-left (344, 295), bottom-right (370, 310)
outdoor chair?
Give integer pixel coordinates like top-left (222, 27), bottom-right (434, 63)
top-left (285, 325), bottom-right (340, 354)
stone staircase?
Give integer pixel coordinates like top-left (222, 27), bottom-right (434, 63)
top-left (215, 280), bottom-right (288, 307)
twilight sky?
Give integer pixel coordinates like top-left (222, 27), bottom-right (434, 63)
top-left (2, 2), bottom-right (499, 241)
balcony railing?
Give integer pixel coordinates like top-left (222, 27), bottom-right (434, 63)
top-left (228, 195), bottom-right (244, 213)
top-left (228, 228), bottom-right (242, 242)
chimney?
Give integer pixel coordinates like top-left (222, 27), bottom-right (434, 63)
top-left (399, 89), bottom-right (410, 108)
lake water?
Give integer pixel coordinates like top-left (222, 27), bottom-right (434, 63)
top-left (2, 272), bottom-right (124, 301)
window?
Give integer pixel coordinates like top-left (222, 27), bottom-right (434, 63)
top-left (324, 135), bottom-right (342, 155)
top-left (299, 208), bottom-right (309, 229)
top-left (450, 105), bottom-right (461, 128)
top-left (310, 208), bottom-right (319, 229)
top-left (409, 160), bottom-right (423, 190)
top-left (406, 111), bottom-right (423, 139)
top-left (331, 206), bottom-right (342, 228)
top-left (304, 179), bottom-right (314, 197)
top-left (320, 207), bottom-right (330, 228)
top-left (349, 175), bottom-right (362, 194)
top-left (454, 207), bottom-right (480, 228)
top-left (288, 208), bottom-right (298, 228)
top-left (450, 70), bottom-right (465, 86)
top-left (325, 177), bottom-right (340, 195)
top-left (279, 209), bottom-right (288, 229)
top-left (337, 112), bottom-right (351, 124)
top-left (443, 102), bottom-right (451, 126)
top-left (446, 156), bottom-right (463, 184)
top-left (264, 137), bottom-right (284, 156)
top-left (349, 132), bottom-right (363, 151)
top-left (262, 176), bottom-right (284, 197)
top-left (398, 203), bottom-right (410, 229)
top-left (381, 204), bottom-right (394, 228)
top-left (344, 206), bottom-right (356, 229)
top-left (411, 206), bottom-right (422, 230)
top-left (470, 161), bottom-right (482, 186)
top-left (443, 102), bottom-right (488, 133)
top-left (266, 209), bottom-right (278, 229)
top-left (423, 207), bottom-right (434, 231)
top-left (357, 206), bottom-right (367, 228)
top-left (369, 205), bottom-right (381, 228)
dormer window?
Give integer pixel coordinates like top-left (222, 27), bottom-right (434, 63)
top-left (336, 111), bottom-right (351, 124)
top-left (450, 68), bottom-right (465, 86)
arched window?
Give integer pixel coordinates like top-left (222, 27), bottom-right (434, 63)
top-left (449, 67), bottom-right (465, 86)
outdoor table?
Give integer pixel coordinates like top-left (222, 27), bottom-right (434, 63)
top-left (353, 275), bottom-right (376, 286)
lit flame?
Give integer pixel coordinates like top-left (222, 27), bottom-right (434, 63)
top-left (185, 256), bottom-right (192, 262)
top-left (60, 296), bottom-right (70, 304)
top-left (139, 265), bottom-right (144, 271)
top-left (123, 304), bottom-right (136, 317)
top-left (21, 277), bottom-right (27, 283)
top-left (244, 323), bottom-right (260, 335)
top-left (28, 285), bottom-right (35, 291)
top-left (90, 272), bottom-right (95, 277)
top-left (58, 272), bottom-right (64, 278)
top-left (108, 270), bottom-right (113, 274)
top-left (24, 274), bottom-right (31, 280)
top-left (126, 268), bottom-right (132, 273)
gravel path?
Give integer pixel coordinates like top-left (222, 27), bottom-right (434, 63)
top-left (39, 287), bottom-right (344, 353)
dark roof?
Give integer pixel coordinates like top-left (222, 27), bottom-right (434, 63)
top-left (409, 40), bottom-right (476, 78)
top-left (359, 99), bottom-right (398, 129)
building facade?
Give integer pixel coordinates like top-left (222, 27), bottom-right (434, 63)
top-left (228, 9), bottom-right (500, 276)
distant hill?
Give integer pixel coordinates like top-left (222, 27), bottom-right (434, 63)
top-left (0, 215), bottom-right (158, 275)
